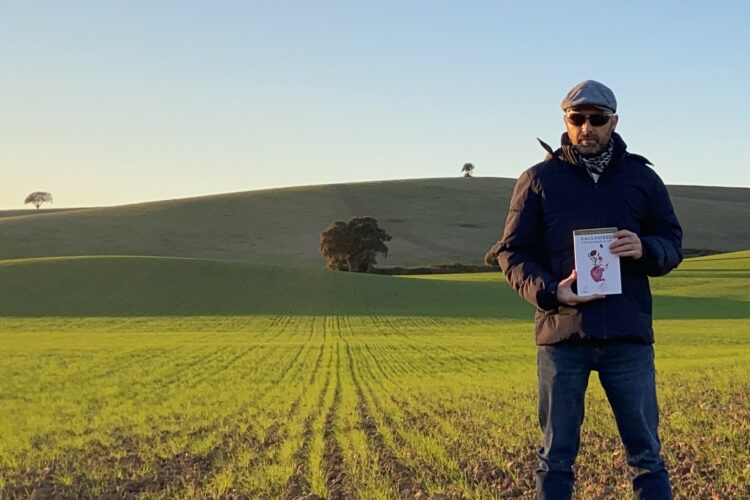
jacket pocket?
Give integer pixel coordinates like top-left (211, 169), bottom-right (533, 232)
top-left (536, 306), bottom-right (583, 344)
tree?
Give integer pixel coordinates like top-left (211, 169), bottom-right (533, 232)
top-left (320, 216), bottom-right (392, 272)
top-left (24, 191), bottom-right (54, 210)
top-left (461, 163), bottom-right (475, 177)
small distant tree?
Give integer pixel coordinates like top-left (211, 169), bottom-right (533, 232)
top-left (320, 216), bottom-right (392, 272)
top-left (461, 163), bottom-right (475, 177)
top-left (24, 191), bottom-right (54, 210)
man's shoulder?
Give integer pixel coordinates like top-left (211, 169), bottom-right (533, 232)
top-left (524, 155), bottom-right (571, 181)
top-left (626, 152), bottom-right (653, 167)
top-left (622, 151), bottom-right (662, 183)
top-left (522, 138), bottom-right (576, 181)
top-left (510, 159), bottom-right (575, 196)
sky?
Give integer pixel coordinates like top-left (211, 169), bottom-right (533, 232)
top-left (2, 1), bottom-right (749, 209)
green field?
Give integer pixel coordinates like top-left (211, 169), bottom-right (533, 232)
top-left (1, 252), bottom-right (749, 498)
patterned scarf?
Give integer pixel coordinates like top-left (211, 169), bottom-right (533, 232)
top-left (574, 139), bottom-right (614, 181)
top-left (537, 133), bottom-right (631, 181)
top-left (559, 137), bottom-right (615, 182)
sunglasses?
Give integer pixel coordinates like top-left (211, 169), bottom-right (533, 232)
top-left (565, 112), bottom-right (614, 127)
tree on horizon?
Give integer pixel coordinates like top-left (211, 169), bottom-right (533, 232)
top-left (24, 192), bottom-right (54, 210)
top-left (320, 217), bottom-right (392, 272)
top-left (461, 163), bottom-right (475, 177)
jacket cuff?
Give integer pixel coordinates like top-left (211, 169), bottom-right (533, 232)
top-left (634, 237), bottom-right (660, 275)
top-left (537, 279), bottom-right (560, 311)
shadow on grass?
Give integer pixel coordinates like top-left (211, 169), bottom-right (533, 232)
top-left (0, 257), bottom-right (746, 319)
top-left (653, 295), bottom-right (750, 320)
top-left (0, 257), bottom-right (527, 319)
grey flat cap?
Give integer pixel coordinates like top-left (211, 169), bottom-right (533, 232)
top-left (561, 80), bottom-right (617, 112)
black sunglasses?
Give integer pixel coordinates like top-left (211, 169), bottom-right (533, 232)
top-left (565, 113), bottom-right (614, 127)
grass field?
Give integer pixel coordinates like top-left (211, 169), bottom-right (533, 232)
top-left (1, 252), bottom-right (749, 498)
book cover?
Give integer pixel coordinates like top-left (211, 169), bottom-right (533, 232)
top-left (573, 227), bottom-right (622, 296)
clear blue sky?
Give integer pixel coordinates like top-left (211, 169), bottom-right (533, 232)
top-left (2, 1), bottom-right (749, 208)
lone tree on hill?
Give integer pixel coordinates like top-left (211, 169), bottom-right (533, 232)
top-left (320, 216), bottom-right (392, 272)
top-left (24, 191), bottom-right (54, 210)
top-left (461, 163), bottom-right (475, 177)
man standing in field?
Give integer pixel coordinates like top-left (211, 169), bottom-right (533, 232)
top-left (495, 80), bottom-right (682, 499)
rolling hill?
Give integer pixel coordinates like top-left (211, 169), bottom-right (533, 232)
top-left (0, 252), bottom-right (747, 319)
top-left (0, 178), bottom-right (747, 269)
top-left (0, 256), bottom-right (525, 318)
top-left (0, 208), bottom-right (78, 219)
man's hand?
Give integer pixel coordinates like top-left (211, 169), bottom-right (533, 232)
top-left (556, 269), bottom-right (605, 306)
top-left (609, 229), bottom-right (643, 259)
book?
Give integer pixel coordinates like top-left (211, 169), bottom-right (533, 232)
top-left (573, 227), bottom-right (622, 296)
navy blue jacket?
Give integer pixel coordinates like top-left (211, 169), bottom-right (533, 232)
top-left (496, 133), bottom-right (683, 345)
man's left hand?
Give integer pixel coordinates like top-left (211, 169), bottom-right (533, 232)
top-left (610, 230), bottom-right (643, 260)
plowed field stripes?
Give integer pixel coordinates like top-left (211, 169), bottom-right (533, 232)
top-left (344, 341), bottom-right (428, 497)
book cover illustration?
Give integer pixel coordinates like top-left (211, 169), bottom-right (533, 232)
top-left (573, 227), bottom-right (622, 296)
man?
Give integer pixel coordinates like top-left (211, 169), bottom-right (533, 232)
top-left (495, 80), bottom-right (682, 499)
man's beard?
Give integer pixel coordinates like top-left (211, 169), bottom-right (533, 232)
top-left (572, 138), bottom-right (615, 178)
top-left (575, 137), bottom-right (608, 155)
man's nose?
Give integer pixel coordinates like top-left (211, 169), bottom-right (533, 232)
top-left (580, 120), bottom-right (592, 133)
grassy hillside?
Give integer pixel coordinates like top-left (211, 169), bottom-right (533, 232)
top-left (0, 208), bottom-right (78, 219)
top-left (0, 178), bottom-right (746, 268)
top-left (404, 251), bottom-right (750, 321)
top-left (0, 256), bottom-right (525, 318)
top-left (0, 252), bottom-right (747, 319)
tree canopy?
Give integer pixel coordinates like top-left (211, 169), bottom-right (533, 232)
top-left (461, 163), bottom-right (475, 177)
top-left (320, 217), bottom-right (392, 272)
top-left (24, 192), bottom-right (54, 209)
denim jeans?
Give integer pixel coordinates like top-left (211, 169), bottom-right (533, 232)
top-left (536, 342), bottom-right (673, 500)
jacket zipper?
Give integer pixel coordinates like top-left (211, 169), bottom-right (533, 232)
top-left (592, 176), bottom-right (607, 337)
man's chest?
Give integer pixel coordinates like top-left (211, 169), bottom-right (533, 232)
top-left (538, 167), bottom-right (651, 239)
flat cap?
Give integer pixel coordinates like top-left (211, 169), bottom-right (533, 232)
top-left (561, 80), bottom-right (617, 112)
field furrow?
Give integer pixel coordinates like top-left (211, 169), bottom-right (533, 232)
top-left (1, 310), bottom-right (748, 498)
top-left (344, 341), bottom-right (429, 498)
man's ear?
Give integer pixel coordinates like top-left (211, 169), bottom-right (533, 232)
top-left (611, 114), bottom-right (619, 130)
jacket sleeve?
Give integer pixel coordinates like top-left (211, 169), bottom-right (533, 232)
top-left (635, 173), bottom-right (683, 276)
top-left (496, 170), bottom-right (559, 310)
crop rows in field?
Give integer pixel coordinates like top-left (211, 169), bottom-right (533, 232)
top-left (1, 316), bottom-right (749, 498)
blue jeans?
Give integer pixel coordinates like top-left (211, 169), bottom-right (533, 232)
top-left (536, 342), bottom-right (673, 499)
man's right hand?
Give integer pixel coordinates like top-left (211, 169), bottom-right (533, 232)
top-left (556, 269), bottom-right (605, 306)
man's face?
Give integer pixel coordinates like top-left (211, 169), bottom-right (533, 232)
top-left (564, 106), bottom-right (618, 155)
